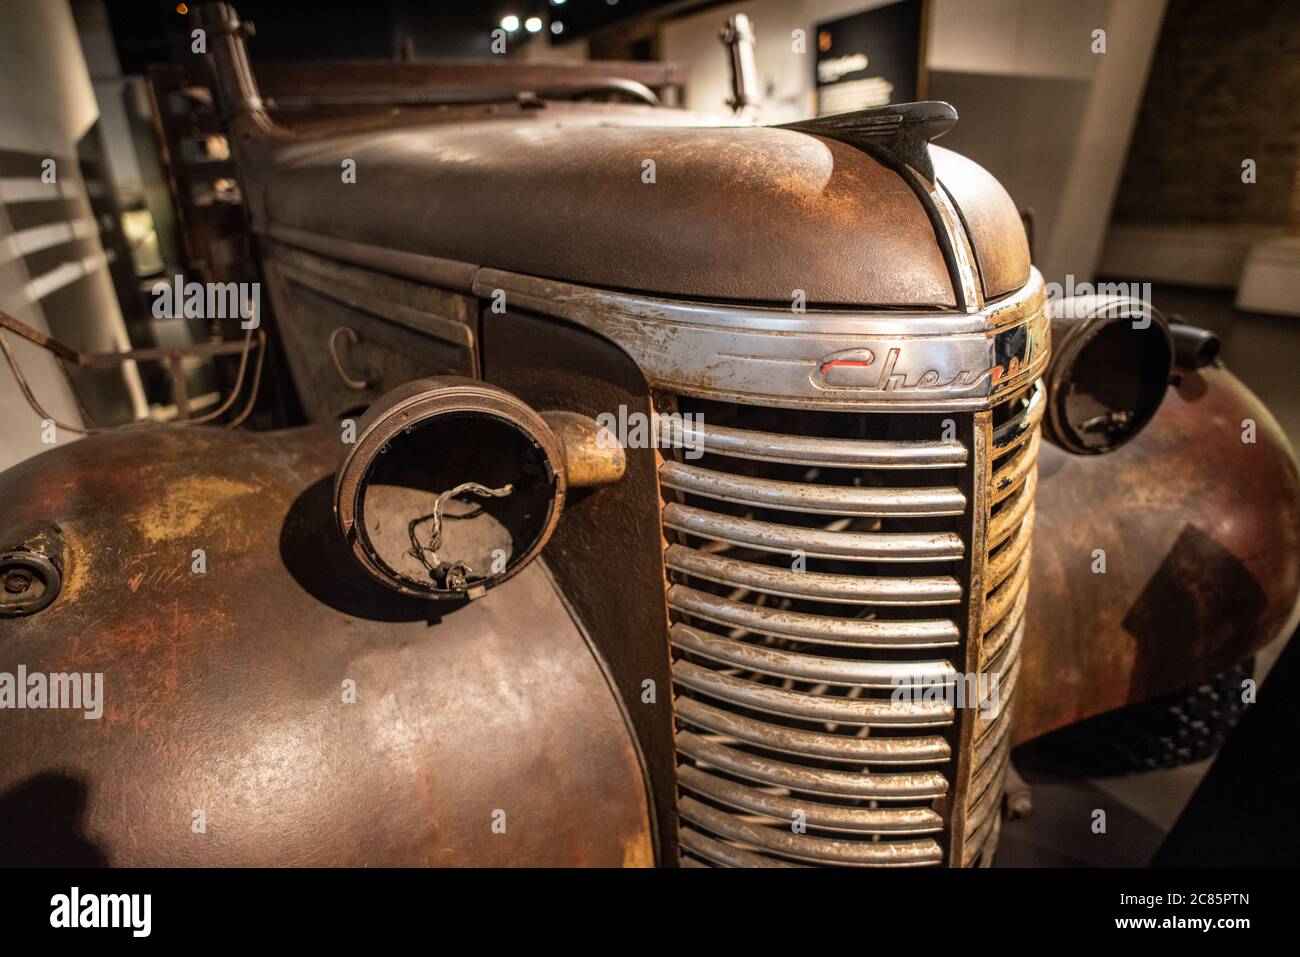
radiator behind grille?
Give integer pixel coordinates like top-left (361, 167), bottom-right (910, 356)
top-left (658, 384), bottom-right (1042, 867)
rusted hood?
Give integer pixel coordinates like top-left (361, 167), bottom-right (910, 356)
top-left (241, 105), bottom-right (1026, 308)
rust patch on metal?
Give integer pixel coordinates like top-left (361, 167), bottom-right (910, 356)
top-left (132, 475), bottom-right (262, 545)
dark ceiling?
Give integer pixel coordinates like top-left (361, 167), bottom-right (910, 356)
top-left (104, 0), bottom-right (696, 74)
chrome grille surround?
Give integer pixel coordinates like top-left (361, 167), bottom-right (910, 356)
top-left (661, 379), bottom-right (1044, 868)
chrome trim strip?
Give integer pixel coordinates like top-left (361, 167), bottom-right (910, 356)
top-left (473, 267), bottom-right (1049, 411)
top-left (925, 177), bottom-right (984, 313)
top-left (273, 255), bottom-right (475, 348)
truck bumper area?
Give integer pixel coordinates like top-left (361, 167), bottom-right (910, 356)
top-left (0, 425), bottom-right (653, 866)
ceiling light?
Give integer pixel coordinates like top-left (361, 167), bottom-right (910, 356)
top-left (500, 15), bottom-right (520, 31)
top-left (525, 16), bottom-right (542, 33)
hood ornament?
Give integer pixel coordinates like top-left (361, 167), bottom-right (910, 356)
top-left (778, 100), bottom-right (958, 186)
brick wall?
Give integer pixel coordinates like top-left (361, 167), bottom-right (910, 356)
top-left (1111, 0), bottom-right (1300, 225)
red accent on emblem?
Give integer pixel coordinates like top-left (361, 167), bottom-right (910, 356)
top-left (819, 358), bottom-right (875, 374)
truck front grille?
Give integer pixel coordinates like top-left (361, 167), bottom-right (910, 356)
top-left (658, 383), bottom-right (1042, 867)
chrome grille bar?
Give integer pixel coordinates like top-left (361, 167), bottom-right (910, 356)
top-left (991, 379), bottom-right (1045, 454)
top-left (673, 696), bottom-right (951, 765)
top-left (665, 544), bottom-right (961, 605)
top-left (663, 502), bottom-right (965, 561)
top-left (991, 431), bottom-right (1040, 504)
top-left (673, 661), bottom-right (954, 726)
top-left (987, 509), bottom-right (1035, 590)
top-left (660, 460), bottom-right (966, 517)
top-left (679, 825), bottom-right (805, 868)
top-left (678, 797), bottom-right (945, 866)
top-left (987, 469), bottom-right (1036, 548)
top-left (671, 622), bottom-right (955, 687)
top-left (660, 415), bottom-right (968, 469)
top-left (984, 552), bottom-right (1030, 633)
top-left (677, 732), bottom-right (949, 799)
top-left (668, 586), bottom-right (960, 648)
top-left (677, 764), bottom-right (946, 834)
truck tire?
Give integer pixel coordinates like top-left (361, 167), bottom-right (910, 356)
top-left (1019, 658), bottom-right (1253, 777)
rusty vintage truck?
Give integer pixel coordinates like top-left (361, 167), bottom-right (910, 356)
top-left (0, 3), bottom-right (1296, 867)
